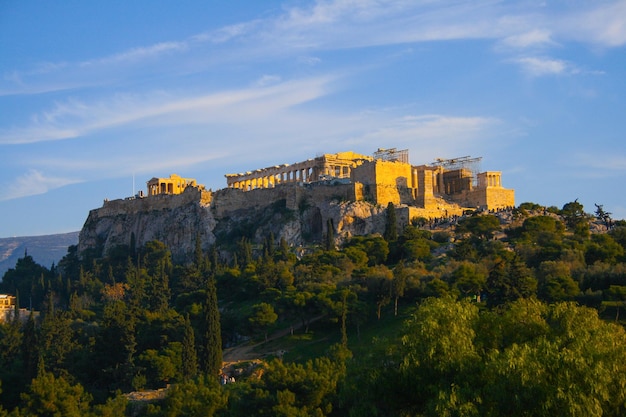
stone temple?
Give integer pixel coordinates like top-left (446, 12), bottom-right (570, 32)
top-left (219, 148), bottom-right (514, 216)
top-left (82, 148), bottom-right (515, 260)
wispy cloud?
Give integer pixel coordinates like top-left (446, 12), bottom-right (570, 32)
top-left (2, 1), bottom-right (624, 97)
top-left (500, 29), bottom-right (556, 50)
top-left (512, 56), bottom-right (574, 77)
top-left (348, 114), bottom-right (499, 159)
top-left (0, 76), bottom-right (335, 145)
top-left (80, 41), bottom-right (188, 67)
top-left (569, 152), bottom-right (626, 173)
top-left (560, 1), bottom-right (626, 47)
top-left (1, 170), bottom-right (82, 201)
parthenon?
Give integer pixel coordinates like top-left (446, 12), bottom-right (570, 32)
top-left (225, 151), bottom-right (373, 191)
top-left (223, 148), bottom-right (515, 212)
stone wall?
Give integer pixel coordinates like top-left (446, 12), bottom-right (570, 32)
top-left (453, 187), bottom-right (515, 210)
top-left (96, 187), bottom-right (211, 218)
top-left (352, 160), bottom-right (414, 206)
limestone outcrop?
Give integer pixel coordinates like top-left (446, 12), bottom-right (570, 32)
top-left (77, 184), bottom-right (389, 262)
top-left (78, 149), bottom-right (515, 262)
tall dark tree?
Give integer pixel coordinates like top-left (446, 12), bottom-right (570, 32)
top-left (384, 202), bottom-right (398, 242)
top-left (194, 232), bottom-right (205, 270)
top-left (182, 314), bottom-right (198, 381)
top-left (200, 273), bottom-right (222, 377)
top-left (325, 218), bottom-right (336, 251)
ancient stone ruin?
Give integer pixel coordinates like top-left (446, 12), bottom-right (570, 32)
top-left (79, 148), bottom-right (514, 260)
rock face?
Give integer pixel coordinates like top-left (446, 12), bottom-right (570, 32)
top-left (78, 184), bottom-right (390, 262)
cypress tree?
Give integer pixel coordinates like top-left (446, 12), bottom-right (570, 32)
top-left (384, 202), bottom-right (398, 241)
top-left (182, 314), bottom-right (198, 381)
top-left (200, 273), bottom-right (222, 377)
top-left (325, 218), bottom-right (335, 251)
top-left (194, 233), bottom-right (204, 270)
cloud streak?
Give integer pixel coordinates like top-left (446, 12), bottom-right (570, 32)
top-left (1, 170), bottom-right (82, 201)
top-left (3, 1), bottom-right (625, 97)
top-left (0, 76), bottom-right (336, 145)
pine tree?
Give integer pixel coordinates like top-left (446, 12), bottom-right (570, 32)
top-left (200, 273), bottom-right (222, 377)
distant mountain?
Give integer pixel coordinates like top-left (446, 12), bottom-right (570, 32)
top-left (0, 232), bottom-right (79, 278)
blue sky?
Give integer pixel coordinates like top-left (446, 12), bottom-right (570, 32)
top-left (1, 0), bottom-right (626, 237)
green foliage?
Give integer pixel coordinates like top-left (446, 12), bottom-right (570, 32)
top-left (456, 214), bottom-right (501, 240)
top-left (148, 376), bottom-right (227, 417)
top-left (4, 205), bottom-right (626, 416)
top-left (344, 298), bottom-right (626, 417)
top-left (249, 302), bottom-right (278, 342)
top-left (561, 199), bottom-right (590, 237)
top-left (343, 235), bottom-right (389, 266)
top-left (19, 371), bottom-right (93, 417)
top-left (229, 351), bottom-right (348, 416)
top-left (486, 256), bottom-right (537, 307)
top-left (585, 233), bottom-right (624, 264)
top-left (384, 202), bottom-right (398, 242)
top-left (536, 261), bottom-right (579, 302)
top-left (200, 274), bottom-right (222, 377)
top-left (181, 314), bottom-right (198, 381)
top-left (0, 253), bottom-right (51, 311)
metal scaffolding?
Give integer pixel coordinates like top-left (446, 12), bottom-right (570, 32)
top-left (373, 148), bottom-right (409, 163)
top-left (431, 156), bottom-right (482, 186)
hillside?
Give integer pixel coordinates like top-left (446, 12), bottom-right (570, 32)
top-left (0, 232), bottom-right (78, 278)
top-left (2, 199), bottom-right (626, 416)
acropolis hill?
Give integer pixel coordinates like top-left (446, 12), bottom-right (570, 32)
top-left (78, 149), bottom-right (514, 260)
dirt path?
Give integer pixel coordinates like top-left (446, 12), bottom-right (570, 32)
top-left (222, 316), bottom-right (324, 364)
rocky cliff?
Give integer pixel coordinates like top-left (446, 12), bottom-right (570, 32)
top-left (78, 184), bottom-right (389, 262)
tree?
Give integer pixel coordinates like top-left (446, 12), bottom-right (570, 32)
top-left (384, 202), bottom-right (398, 242)
top-left (561, 199), bottom-right (589, 237)
top-left (391, 262), bottom-right (408, 316)
top-left (324, 218), bottom-right (336, 251)
top-left (456, 214), bottom-right (501, 240)
top-left (602, 285), bottom-right (626, 321)
top-left (537, 261), bottom-right (579, 302)
top-left (151, 376), bottom-right (227, 417)
top-left (96, 300), bottom-right (137, 391)
top-left (451, 261), bottom-right (487, 300)
top-left (585, 233), bottom-right (624, 265)
top-left (39, 301), bottom-right (77, 376)
top-left (364, 265), bottom-right (393, 320)
top-left (200, 274), bottom-right (222, 377)
top-left (594, 203), bottom-right (613, 229)
top-left (20, 370), bottom-right (93, 417)
top-left (343, 235), bottom-right (389, 266)
top-left (249, 302), bottom-right (278, 343)
top-left (486, 256), bottom-right (537, 307)
top-left (182, 314), bottom-right (198, 381)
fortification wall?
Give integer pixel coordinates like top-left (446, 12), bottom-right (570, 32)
top-left (94, 187), bottom-right (211, 218)
top-left (353, 160), bottom-right (414, 206)
top-left (213, 182), bottom-right (357, 217)
top-left (212, 185), bottom-right (299, 217)
top-left (452, 188), bottom-right (515, 210)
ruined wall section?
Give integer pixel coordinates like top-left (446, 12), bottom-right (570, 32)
top-left (448, 172), bottom-right (515, 210)
top-left (212, 182), bottom-right (357, 218)
top-left (96, 187), bottom-right (211, 217)
top-left (352, 160), bottom-right (414, 207)
top-left (452, 188), bottom-right (515, 210)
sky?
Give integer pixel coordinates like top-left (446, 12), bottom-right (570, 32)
top-left (1, 0), bottom-right (626, 238)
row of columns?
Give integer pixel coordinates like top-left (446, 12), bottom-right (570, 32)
top-left (478, 172), bottom-right (502, 188)
top-left (226, 160), bottom-right (354, 191)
